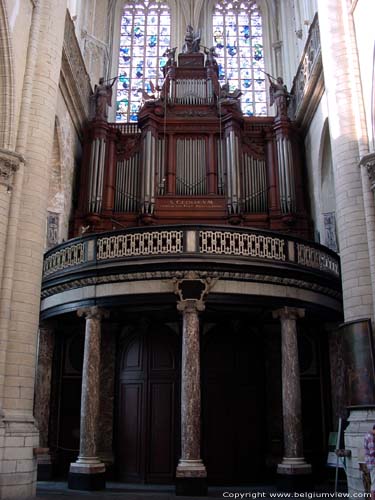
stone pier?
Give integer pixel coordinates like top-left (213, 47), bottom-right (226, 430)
top-left (34, 323), bottom-right (55, 480)
top-left (176, 299), bottom-right (207, 496)
top-left (68, 306), bottom-right (108, 491)
top-left (273, 307), bottom-right (312, 490)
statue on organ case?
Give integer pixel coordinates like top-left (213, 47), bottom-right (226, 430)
top-left (267, 74), bottom-right (290, 119)
top-left (204, 46), bottom-right (219, 75)
top-left (182, 25), bottom-right (201, 53)
top-left (162, 47), bottom-right (177, 76)
top-left (93, 76), bottom-right (117, 121)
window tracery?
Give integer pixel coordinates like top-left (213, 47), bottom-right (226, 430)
top-left (116, 0), bottom-right (171, 122)
top-left (212, 0), bottom-right (267, 116)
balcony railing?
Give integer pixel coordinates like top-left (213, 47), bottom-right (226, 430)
top-left (289, 14), bottom-right (322, 124)
top-left (43, 225), bottom-right (340, 281)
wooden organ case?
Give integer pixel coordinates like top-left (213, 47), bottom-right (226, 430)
top-left (72, 51), bottom-right (311, 238)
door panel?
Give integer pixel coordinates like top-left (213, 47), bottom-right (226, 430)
top-left (117, 327), bottom-right (179, 483)
top-left (148, 381), bottom-right (175, 481)
top-left (117, 384), bottom-right (144, 481)
top-left (202, 326), bottom-right (265, 484)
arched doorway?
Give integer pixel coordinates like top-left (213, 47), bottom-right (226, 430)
top-left (116, 324), bottom-right (180, 483)
top-left (202, 323), bottom-right (266, 484)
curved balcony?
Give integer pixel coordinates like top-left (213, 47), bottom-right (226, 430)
top-left (41, 224), bottom-right (342, 319)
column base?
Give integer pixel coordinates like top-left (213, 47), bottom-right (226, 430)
top-left (68, 461), bottom-right (106, 491)
top-left (36, 448), bottom-right (53, 480)
top-left (277, 459), bottom-right (312, 492)
top-left (176, 460), bottom-right (207, 496)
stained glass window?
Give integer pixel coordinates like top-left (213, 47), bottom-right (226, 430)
top-left (213, 0), bottom-right (267, 116)
top-left (116, 0), bottom-right (171, 122)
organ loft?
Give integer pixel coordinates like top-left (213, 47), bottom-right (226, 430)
top-left (39, 21), bottom-right (344, 496)
top-left (72, 29), bottom-right (310, 238)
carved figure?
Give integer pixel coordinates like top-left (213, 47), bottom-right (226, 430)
top-left (162, 47), bottom-right (177, 76)
top-left (218, 83), bottom-right (242, 111)
top-left (93, 76), bottom-right (117, 121)
top-left (182, 25), bottom-right (201, 53)
top-left (204, 46), bottom-right (219, 75)
top-left (267, 74), bottom-right (290, 118)
top-left (138, 80), bottom-right (163, 107)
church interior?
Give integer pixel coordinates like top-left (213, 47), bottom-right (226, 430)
top-left (0, 0), bottom-right (374, 497)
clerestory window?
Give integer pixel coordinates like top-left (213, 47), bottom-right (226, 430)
top-left (116, 0), bottom-right (171, 122)
top-left (213, 0), bottom-right (267, 116)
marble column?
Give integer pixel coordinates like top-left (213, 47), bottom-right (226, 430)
top-left (34, 322), bottom-right (55, 480)
top-left (68, 306), bottom-right (108, 491)
top-left (176, 299), bottom-right (207, 496)
top-left (273, 307), bottom-right (311, 487)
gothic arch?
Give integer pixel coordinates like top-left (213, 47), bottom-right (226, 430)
top-left (46, 117), bottom-right (64, 247)
top-left (0, 0), bottom-right (15, 150)
top-left (318, 119), bottom-right (338, 251)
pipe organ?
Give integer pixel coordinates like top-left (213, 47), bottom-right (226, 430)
top-left (73, 50), bottom-right (310, 238)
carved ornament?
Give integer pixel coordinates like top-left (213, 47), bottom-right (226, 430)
top-left (0, 148), bottom-right (23, 190)
top-left (360, 152), bottom-right (375, 190)
top-left (117, 135), bottom-right (141, 160)
top-left (173, 271), bottom-right (218, 311)
top-left (242, 136), bottom-right (265, 158)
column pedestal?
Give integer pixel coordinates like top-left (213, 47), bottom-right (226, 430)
top-left (273, 307), bottom-right (312, 491)
top-left (68, 307), bottom-right (107, 491)
top-left (68, 461), bottom-right (106, 491)
top-left (175, 299), bottom-right (207, 497)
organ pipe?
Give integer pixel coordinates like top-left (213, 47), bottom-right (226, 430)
top-left (140, 130), bottom-right (156, 214)
top-left (276, 137), bottom-right (296, 213)
top-left (88, 138), bottom-right (106, 213)
top-left (176, 138), bottom-right (207, 195)
top-left (171, 79), bottom-right (209, 104)
top-left (114, 152), bottom-right (140, 213)
top-left (242, 153), bottom-right (268, 213)
top-left (226, 131), bottom-right (241, 214)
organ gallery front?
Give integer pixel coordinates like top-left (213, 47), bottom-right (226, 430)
top-left (37, 39), bottom-right (342, 494)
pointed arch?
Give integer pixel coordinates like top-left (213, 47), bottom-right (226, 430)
top-left (318, 119), bottom-right (338, 252)
top-left (0, 0), bottom-right (15, 150)
top-left (116, 0), bottom-right (172, 122)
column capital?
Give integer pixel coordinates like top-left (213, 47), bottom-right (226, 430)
top-left (273, 306), bottom-right (305, 321)
top-left (38, 320), bottom-right (56, 335)
top-left (0, 148), bottom-right (24, 190)
top-left (360, 152), bottom-right (375, 190)
top-left (77, 306), bottom-right (109, 321)
top-left (177, 299), bottom-right (206, 314)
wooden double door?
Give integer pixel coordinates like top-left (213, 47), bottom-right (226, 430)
top-left (117, 326), bottom-right (180, 483)
top-left (116, 323), bottom-right (265, 484)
